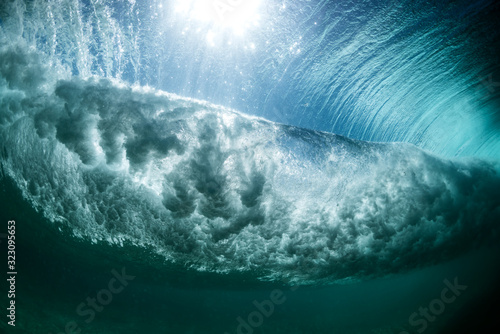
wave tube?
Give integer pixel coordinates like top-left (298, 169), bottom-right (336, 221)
top-left (1, 46), bottom-right (499, 285)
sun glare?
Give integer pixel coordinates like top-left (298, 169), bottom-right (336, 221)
top-left (174, 0), bottom-right (262, 36)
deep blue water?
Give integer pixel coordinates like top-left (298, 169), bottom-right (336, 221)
top-left (1, 0), bottom-right (500, 333)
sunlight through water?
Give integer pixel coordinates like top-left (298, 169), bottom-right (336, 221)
top-left (173, 0), bottom-right (263, 39)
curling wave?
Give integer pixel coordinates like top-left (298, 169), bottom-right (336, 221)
top-left (1, 46), bottom-right (499, 284)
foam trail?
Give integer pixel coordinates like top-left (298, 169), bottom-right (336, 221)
top-left (1, 46), bottom-right (499, 284)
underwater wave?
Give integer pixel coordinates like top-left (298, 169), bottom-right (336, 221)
top-left (1, 45), bottom-right (499, 284)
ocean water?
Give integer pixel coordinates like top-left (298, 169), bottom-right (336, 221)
top-left (1, 0), bottom-right (499, 333)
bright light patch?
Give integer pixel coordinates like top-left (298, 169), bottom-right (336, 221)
top-left (174, 0), bottom-right (262, 36)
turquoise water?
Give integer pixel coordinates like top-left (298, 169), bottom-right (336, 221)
top-left (1, 0), bottom-right (499, 333)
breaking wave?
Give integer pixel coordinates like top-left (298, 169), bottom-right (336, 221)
top-left (1, 45), bottom-right (499, 284)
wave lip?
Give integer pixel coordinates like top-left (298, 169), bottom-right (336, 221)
top-left (1, 46), bottom-right (500, 284)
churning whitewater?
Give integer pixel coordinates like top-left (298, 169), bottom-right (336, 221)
top-left (1, 45), bottom-right (499, 284)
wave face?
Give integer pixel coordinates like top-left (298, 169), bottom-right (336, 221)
top-left (2, 0), bottom-right (499, 160)
top-left (1, 45), bottom-right (499, 284)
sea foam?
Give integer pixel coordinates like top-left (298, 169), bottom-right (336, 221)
top-left (1, 46), bottom-right (499, 284)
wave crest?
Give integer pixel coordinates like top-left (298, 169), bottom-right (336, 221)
top-left (1, 46), bottom-right (499, 284)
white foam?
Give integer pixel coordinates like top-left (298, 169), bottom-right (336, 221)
top-left (1, 45), bottom-right (499, 284)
